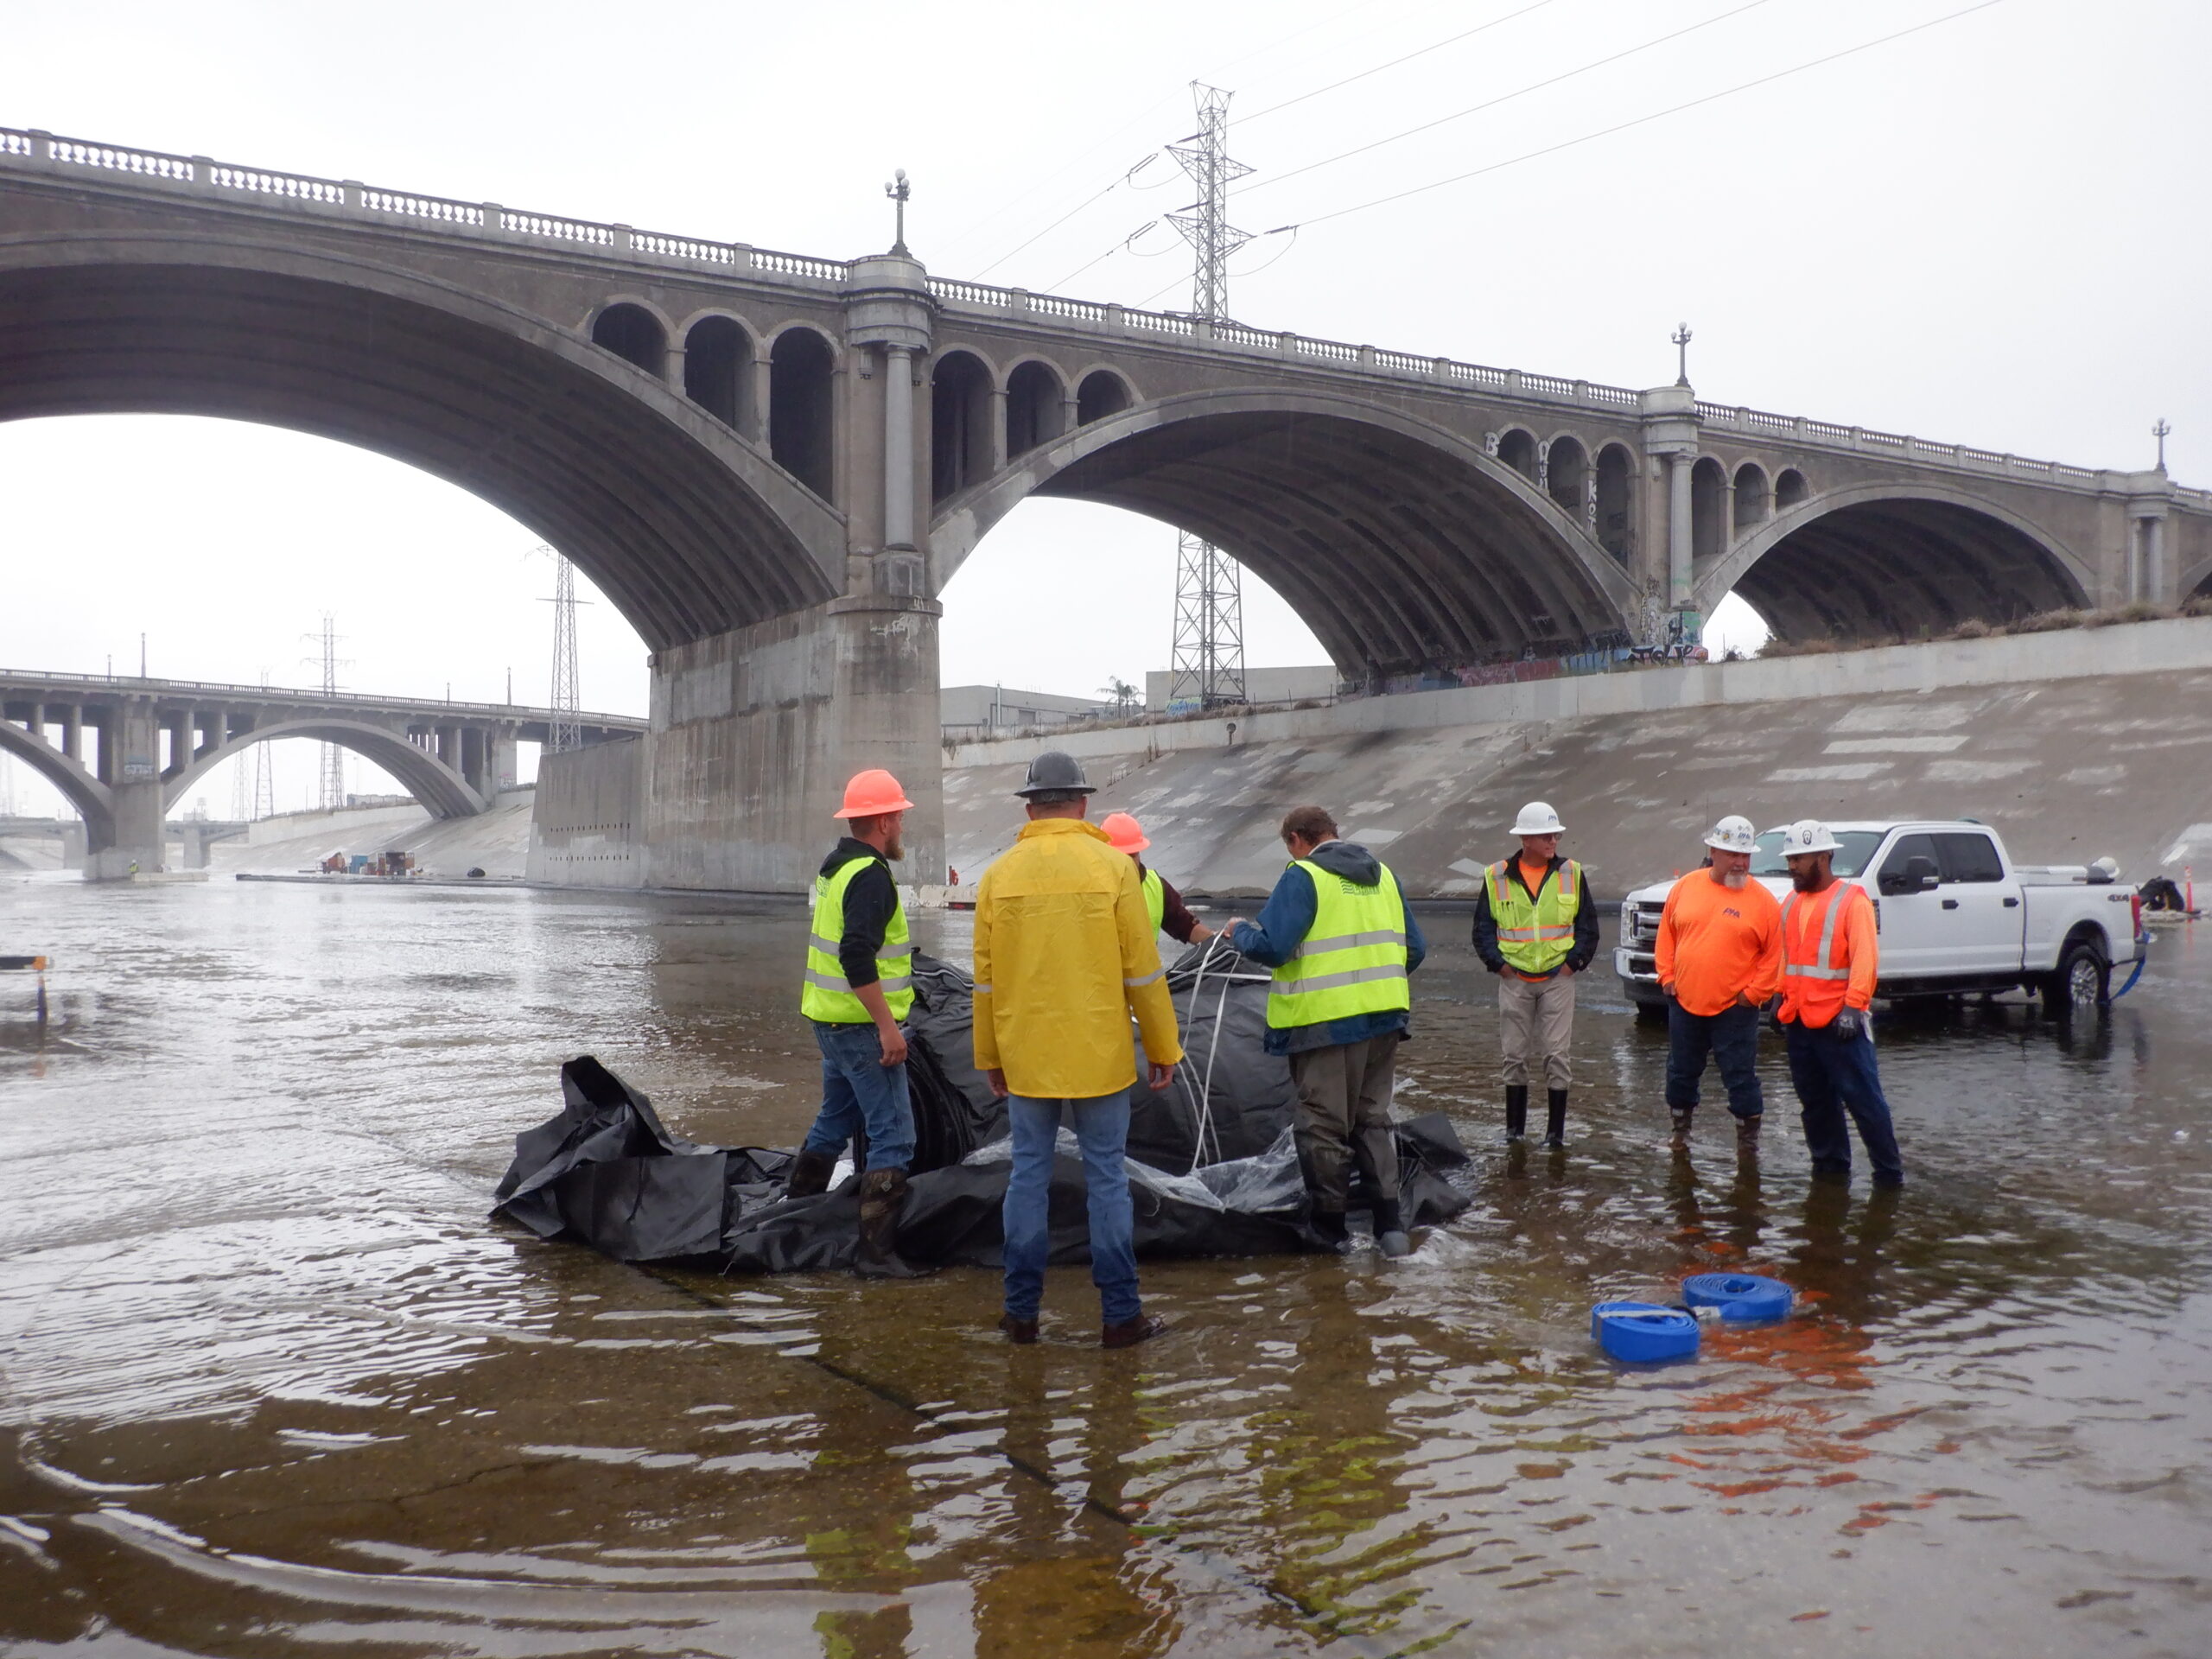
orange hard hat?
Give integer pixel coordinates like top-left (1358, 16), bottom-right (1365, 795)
top-left (833, 769), bottom-right (914, 819)
top-left (1101, 811), bottom-right (1149, 855)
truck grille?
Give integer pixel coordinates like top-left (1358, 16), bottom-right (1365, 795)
top-left (1624, 900), bottom-right (1665, 950)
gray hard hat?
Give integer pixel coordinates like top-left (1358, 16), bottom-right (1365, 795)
top-left (1014, 750), bottom-right (1096, 798)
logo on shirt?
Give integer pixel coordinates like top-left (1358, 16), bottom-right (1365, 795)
top-left (1722, 907), bottom-right (1742, 918)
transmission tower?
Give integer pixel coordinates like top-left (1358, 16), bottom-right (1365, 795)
top-left (545, 553), bottom-right (584, 753)
top-left (302, 616), bottom-right (349, 810)
top-left (1166, 83), bottom-right (1251, 710)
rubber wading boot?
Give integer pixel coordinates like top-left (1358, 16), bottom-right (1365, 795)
top-left (1102, 1313), bottom-right (1167, 1350)
top-left (1310, 1208), bottom-right (1350, 1252)
top-left (1669, 1109), bottom-right (1694, 1152)
top-left (1371, 1197), bottom-right (1413, 1259)
top-left (854, 1168), bottom-right (931, 1279)
top-left (1736, 1113), bottom-right (1762, 1158)
top-left (1504, 1085), bottom-right (1529, 1143)
top-left (1544, 1090), bottom-right (1568, 1148)
top-left (997, 1312), bottom-right (1039, 1345)
top-left (785, 1147), bottom-right (836, 1198)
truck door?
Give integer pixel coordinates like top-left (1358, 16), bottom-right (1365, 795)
top-left (1934, 830), bottom-right (2024, 976)
top-left (1872, 832), bottom-right (1946, 980)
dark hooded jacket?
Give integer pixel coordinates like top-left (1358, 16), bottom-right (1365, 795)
top-left (1229, 839), bottom-right (1427, 1055)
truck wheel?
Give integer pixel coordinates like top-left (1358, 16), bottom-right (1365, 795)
top-left (1634, 999), bottom-right (1668, 1026)
top-left (2044, 939), bottom-right (2110, 1020)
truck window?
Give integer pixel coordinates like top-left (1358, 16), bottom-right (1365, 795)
top-left (1829, 831), bottom-right (1884, 877)
top-left (1936, 832), bottom-right (2005, 883)
top-left (1878, 833), bottom-right (1940, 881)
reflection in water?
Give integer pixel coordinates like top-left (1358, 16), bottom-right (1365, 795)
top-left (1, 878), bottom-right (2210, 1654)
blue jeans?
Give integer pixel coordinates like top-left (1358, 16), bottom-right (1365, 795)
top-left (1666, 1001), bottom-right (1764, 1118)
top-left (1001, 1090), bottom-right (1141, 1325)
top-left (1784, 1020), bottom-right (1905, 1185)
top-left (803, 1020), bottom-right (916, 1173)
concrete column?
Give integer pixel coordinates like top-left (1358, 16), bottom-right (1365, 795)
top-left (489, 730), bottom-right (518, 796)
top-left (664, 344), bottom-right (686, 394)
top-left (28, 704), bottom-right (44, 746)
top-left (882, 345), bottom-right (915, 550)
top-left (1667, 452), bottom-right (1694, 608)
top-left (1060, 391), bottom-right (1080, 438)
top-left (749, 348), bottom-right (772, 442)
top-left (60, 820), bottom-right (86, 870)
top-left (988, 389), bottom-right (1009, 474)
top-left (61, 705), bottom-right (80, 761)
top-left (88, 698), bottom-right (163, 879)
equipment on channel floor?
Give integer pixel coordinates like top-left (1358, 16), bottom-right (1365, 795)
top-left (491, 944), bottom-right (1472, 1273)
top-left (1592, 1302), bottom-right (1700, 1363)
top-left (1681, 1272), bottom-right (1796, 1322)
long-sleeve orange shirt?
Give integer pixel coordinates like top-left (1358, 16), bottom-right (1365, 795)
top-left (1654, 871), bottom-right (1783, 1016)
top-left (1777, 881), bottom-right (1879, 1027)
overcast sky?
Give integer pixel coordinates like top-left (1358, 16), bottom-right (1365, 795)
top-left (3, 0), bottom-right (2206, 814)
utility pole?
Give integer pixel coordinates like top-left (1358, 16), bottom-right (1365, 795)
top-left (302, 614), bottom-right (348, 810)
top-left (543, 552), bottom-right (584, 754)
top-left (1166, 82), bottom-right (1251, 711)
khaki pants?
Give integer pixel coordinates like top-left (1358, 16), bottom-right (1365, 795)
top-left (1498, 972), bottom-right (1576, 1091)
top-left (1287, 1036), bottom-right (1402, 1213)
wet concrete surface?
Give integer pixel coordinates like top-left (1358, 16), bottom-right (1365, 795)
top-left (1, 877), bottom-right (2209, 1656)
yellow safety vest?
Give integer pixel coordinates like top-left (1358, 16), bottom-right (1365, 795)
top-left (1141, 867), bottom-right (1166, 933)
top-left (1484, 857), bottom-right (1582, 976)
top-left (1266, 859), bottom-right (1411, 1028)
top-left (799, 854), bottom-right (913, 1023)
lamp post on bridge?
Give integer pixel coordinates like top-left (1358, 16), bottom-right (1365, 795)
top-left (2153, 417), bottom-right (2172, 474)
top-left (1672, 322), bottom-right (1694, 390)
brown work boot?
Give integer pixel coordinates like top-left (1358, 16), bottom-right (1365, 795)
top-left (785, 1147), bottom-right (836, 1198)
top-left (997, 1312), bottom-right (1039, 1344)
top-left (1102, 1313), bottom-right (1167, 1350)
top-left (1669, 1109), bottom-right (1694, 1152)
top-left (854, 1168), bottom-right (931, 1279)
top-left (1735, 1113), bottom-right (1762, 1158)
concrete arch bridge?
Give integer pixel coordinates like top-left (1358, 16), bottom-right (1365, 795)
top-left (3, 126), bottom-right (2203, 886)
top-left (0, 668), bottom-right (641, 878)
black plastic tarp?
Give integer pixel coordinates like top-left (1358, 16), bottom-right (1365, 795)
top-left (493, 944), bottom-right (1472, 1272)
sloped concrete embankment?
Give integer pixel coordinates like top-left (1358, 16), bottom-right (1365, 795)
top-left (214, 791), bottom-right (539, 879)
top-left (947, 619), bottom-right (2212, 900)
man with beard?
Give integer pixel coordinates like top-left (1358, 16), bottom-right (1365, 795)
top-left (1775, 819), bottom-right (1904, 1187)
top-left (786, 768), bottom-right (928, 1278)
top-left (1655, 814), bottom-right (1783, 1159)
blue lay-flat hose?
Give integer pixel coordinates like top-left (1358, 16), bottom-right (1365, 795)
top-left (2111, 931), bottom-right (2152, 1001)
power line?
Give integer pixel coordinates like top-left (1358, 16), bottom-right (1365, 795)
top-left (1264, 0), bottom-right (2007, 232)
top-left (1239, 0), bottom-right (1777, 200)
top-left (1238, 0), bottom-right (1561, 125)
top-left (974, 154), bottom-right (1160, 279)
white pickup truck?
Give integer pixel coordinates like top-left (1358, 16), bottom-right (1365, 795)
top-left (1614, 820), bottom-right (2146, 1018)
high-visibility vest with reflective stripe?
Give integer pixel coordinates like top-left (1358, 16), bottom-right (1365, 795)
top-left (1484, 857), bottom-right (1582, 976)
top-left (1266, 859), bottom-right (1411, 1029)
top-left (1779, 880), bottom-right (1870, 1028)
top-left (799, 854), bottom-right (914, 1023)
top-left (1141, 867), bottom-right (1166, 933)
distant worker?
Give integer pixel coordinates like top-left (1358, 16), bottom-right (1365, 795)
top-left (1775, 819), bottom-right (1904, 1187)
top-left (1230, 805), bottom-right (1427, 1257)
top-left (1100, 811), bottom-right (1215, 949)
top-left (975, 752), bottom-right (1184, 1349)
top-left (1655, 815), bottom-right (1783, 1157)
top-left (1471, 801), bottom-right (1599, 1147)
top-left (786, 768), bottom-right (927, 1279)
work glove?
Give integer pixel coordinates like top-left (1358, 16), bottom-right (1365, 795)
top-left (1828, 1007), bottom-right (1867, 1043)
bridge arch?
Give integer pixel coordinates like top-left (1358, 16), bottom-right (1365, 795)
top-left (1495, 427), bottom-right (1539, 483)
top-left (931, 388), bottom-right (1638, 677)
top-left (165, 721), bottom-right (486, 819)
top-left (588, 299), bottom-right (671, 378)
top-left (931, 348), bottom-right (996, 502)
top-left (1693, 482), bottom-right (2093, 643)
top-left (1545, 434), bottom-right (1589, 519)
top-left (1075, 367), bottom-right (1135, 425)
top-left (766, 324), bottom-right (837, 500)
top-left (1004, 359), bottom-right (1066, 457)
top-left (0, 722), bottom-right (111, 841)
top-left (679, 312), bottom-right (756, 435)
top-left (0, 232), bottom-right (844, 652)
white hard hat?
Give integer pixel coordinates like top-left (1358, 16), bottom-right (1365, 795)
top-left (1779, 818), bottom-right (1840, 856)
top-left (1703, 814), bottom-right (1758, 854)
top-left (1512, 800), bottom-right (1565, 836)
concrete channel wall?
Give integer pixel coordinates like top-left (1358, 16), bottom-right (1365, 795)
top-left (944, 618), bottom-right (2212, 901)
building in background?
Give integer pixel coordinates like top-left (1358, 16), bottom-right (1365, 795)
top-left (940, 685), bottom-right (1114, 741)
top-left (1145, 665), bottom-right (1339, 714)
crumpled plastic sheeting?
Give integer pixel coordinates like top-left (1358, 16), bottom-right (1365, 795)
top-left (492, 950), bottom-right (1473, 1271)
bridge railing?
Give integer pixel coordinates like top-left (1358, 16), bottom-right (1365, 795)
top-left (3, 124), bottom-right (2188, 496)
top-left (0, 667), bottom-right (644, 728)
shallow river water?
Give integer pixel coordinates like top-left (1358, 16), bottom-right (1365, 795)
top-left (1, 876), bottom-right (2209, 1657)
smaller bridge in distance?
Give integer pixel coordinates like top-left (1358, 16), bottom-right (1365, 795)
top-left (0, 668), bottom-right (642, 877)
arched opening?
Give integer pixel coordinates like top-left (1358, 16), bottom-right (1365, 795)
top-left (589, 303), bottom-right (665, 379)
top-left (1496, 428), bottom-right (1538, 482)
top-left (1547, 436), bottom-right (1589, 523)
top-left (682, 316), bottom-right (750, 434)
top-left (1076, 370), bottom-right (1132, 426)
top-left (1727, 495), bottom-right (2090, 645)
top-left (1594, 443), bottom-right (1635, 565)
top-left (768, 327), bottom-right (836, 500)
top-left (931, 350), bottom-right (994, 503)
top-left (1775, 467), bottom-right (1809, 511)
top-left (1691, 455), bottom-right (1728, 563)
top-left (1732, 462), bottom-right (1770, 531)
top-left (1005, 361), bottom-right (1066, 457)
top-left (931, 392), bottom-right (1636, 679)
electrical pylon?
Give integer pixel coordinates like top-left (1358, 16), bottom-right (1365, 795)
top-left (302, 615), bottom-right (348, 810)
top-left (1166, 82), bottom-right (1250, 710)
top-left (545, 554), bottom-right (583, 754)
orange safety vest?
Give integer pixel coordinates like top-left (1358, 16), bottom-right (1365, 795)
top-left (1779, 881), bottom-right (1871, 1028)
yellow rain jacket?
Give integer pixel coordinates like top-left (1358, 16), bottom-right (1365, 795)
top-left (972, 818), bottom-right (1184, 1097)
